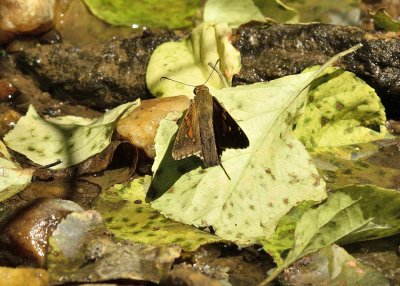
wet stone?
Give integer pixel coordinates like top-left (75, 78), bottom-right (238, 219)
top-left (0, 79), bottom-right (20, 102)
top-left (0, 109), bottom-right (20, 136)
top-left (14, 29), bottom-right (179, 110)
top-left (2, 198), bottom-right (83, 267)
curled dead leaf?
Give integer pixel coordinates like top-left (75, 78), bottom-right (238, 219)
top-left (32, 141), bottom-right (138, 180)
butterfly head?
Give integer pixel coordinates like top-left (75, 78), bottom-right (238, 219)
top-left (194, 85), bottom-right (209, 95)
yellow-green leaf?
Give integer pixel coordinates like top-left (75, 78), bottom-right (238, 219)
top-left (83, 0), bottom-right (201, 29)
top-left (146, 22), bottom-right (241, 98)
top-left (0, 141), bottom-right (33, 202)
top-left (261, 192), bottom-right (372, 284)
top-left (149, 46), bottom-right (360, 246)
top-left (294, 67), bottom-right (390, 149)
top-left (4, 102), bottom-right (138, 169)
top-left (93, 176), bottom-right (223, 251)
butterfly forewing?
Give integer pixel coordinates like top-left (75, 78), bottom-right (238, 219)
top-left (212, 97), bottom-right (249, 152)
top-left (172, 100), bottom-right (203, 160)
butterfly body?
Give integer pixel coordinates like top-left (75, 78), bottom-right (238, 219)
top-left (172, 85), bottom-right (249, 167)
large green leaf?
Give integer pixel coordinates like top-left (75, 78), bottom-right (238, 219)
top-left (93, 176), bottom-right (223, 251)
top-left (261, 192), bottom-right (372, 284)
top-left (292, 141), bottom-right (394, 252)
top-left (262, 183), bottom-right (400, 284)
top-left (262, 201), bottom-right (316, 266)
top-left (262, 183), bottom-right (400, 270)
top-left (146, 22), bottom-right (241, 98)
top-left (283, 141), bottom-right (395, 255)
top-left (0, 141), bottom-right (33, 202)
top-left (83, 0), bottom-right (201, 29)
top-left (150, 71), bottom-right (328, 245)
top-left (149, 47), bottom-right (360, 245)
top-left (4, 102), bottom-right (138, 169)
top-left (294, 67), bottom-right (389, 149)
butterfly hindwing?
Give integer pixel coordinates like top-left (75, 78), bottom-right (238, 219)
top-left (212, 97), bottom-right (249, 153)
top-left (172, 100), bottom-right (203, 160)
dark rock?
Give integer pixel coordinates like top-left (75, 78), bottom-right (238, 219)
top-left (39, 29), bottom-right (62, 45)
top-left (0, 55), bottom-right (100, 118)
top-left (11, 23), bottom-right (400, 116)
top-left (233, 23), bottom-right (400, 118)
top-left (15, 29), bottom-right (179, 110)
top-left (0, 182), bottom-right (100, 266)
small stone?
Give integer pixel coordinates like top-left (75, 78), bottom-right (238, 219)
top-left (39, 29), bottom-right (62, 45)
top-left (0, 109), bottom-right (20, 136)
top-left (0, 79), bottom-right (19, 102)
top-left (3, 198), bottom-right (83, 267)
top-left (0, 0), bottom-right (55, 34)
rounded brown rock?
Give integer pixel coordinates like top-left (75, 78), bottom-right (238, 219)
top-left (3, 198), bottom-right (83, 267)
top-left (0, 79), bottom-right (19, 102)
top-left (0, 109), bottom-right (21, 136)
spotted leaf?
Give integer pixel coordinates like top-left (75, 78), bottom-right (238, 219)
top-left (93, 176), bottom-right (223, 251)
top-left (4, 102), bottom-right (138, 169)
top-left (294, 67), bottom-right (390, 149)
top-left (149, 46), bottom-right (361, 245)
top-left (0, 140), bottom-right (33, 202)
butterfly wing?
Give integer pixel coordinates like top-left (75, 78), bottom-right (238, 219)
top-left (212, 97), bottom-right (249, 153)
top-left (172, 100), bottom-right (203, 160)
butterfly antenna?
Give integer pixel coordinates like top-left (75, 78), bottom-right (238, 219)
top-left (161, 59), bottom-right (227, 88)
top-left (207, 60), bottom-right (229, 88)
top-left (38, 159), bottom-right (62, 169)
top-left (160, 77), bottom-right (197, 87)
top-left (201, 59), bottom-right (220, 86)
top-left (219, 162), bottom-right (231, 180)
